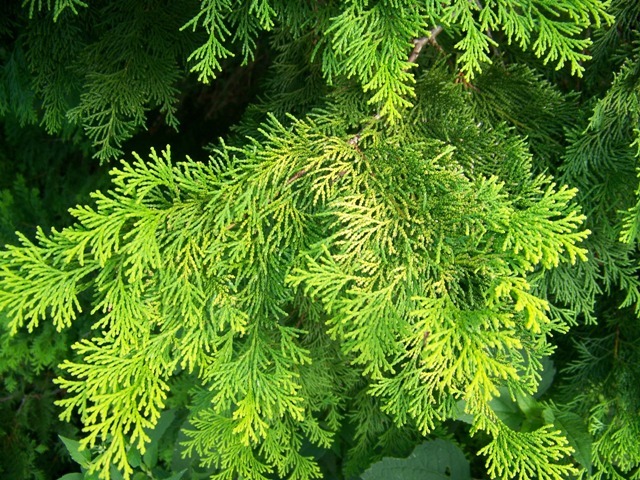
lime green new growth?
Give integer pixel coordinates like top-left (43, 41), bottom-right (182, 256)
top-left (2, 105), bottom-right (588, 479)
top-left (3, 0), bottom-right (638, 479)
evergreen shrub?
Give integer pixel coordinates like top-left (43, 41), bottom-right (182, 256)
top-left (0, 1), bottom-right (639, 479)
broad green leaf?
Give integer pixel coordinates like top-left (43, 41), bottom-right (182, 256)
top-left (361, 439), bottom-right (471, 480)
top-left (58, 435), bottom-right (90, 469)
top-left (56, 474), bottom-right (84, 480)
top-left (172, 419), bottom-right (198, 472)
top-left (143, 409), bottom-right (177, 468)
top-left (515, 391), bottom-right (540, 416)
top-left (164, 469), bottom-right (188, 480)
top-left (516, 391), bottom-right (545, 433)
top-left (35, 443), bottom-right (49, 454)
top-left (547, 408), bottom-right (592, 472)
top-left (534, 356), bottom-right (556, 398)
top-left (454, 399), bottom-right (475, 425)
top-left (110, 465), bottom-right (125, 480)
top-left (489, 389), bottom-right (523, 430)
top-left (127, 447), bottom-right (142, 468)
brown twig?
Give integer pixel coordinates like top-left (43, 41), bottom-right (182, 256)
top-left (455, 71), bottom-right (481, 91)
top-left (287, 169), bottom-right (308, 184)
top-left (408, 25), bottom-right (444, 64)
top-left (0, 393), bottom-right (18, 403)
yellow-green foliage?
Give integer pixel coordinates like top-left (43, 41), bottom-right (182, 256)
top-left (2, 1), bottom-right (640, 480)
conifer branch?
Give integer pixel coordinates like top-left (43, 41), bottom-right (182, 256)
top-left (473, 0), bottom-right (501, 59)
top-left (0, 2), bottom-right (629, 479)
top-left (345, 24), bottom-right (445, 151)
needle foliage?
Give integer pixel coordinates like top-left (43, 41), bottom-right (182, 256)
top-left (0, 1), bottom-right (639, 479)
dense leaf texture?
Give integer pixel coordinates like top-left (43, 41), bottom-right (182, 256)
top-left (1, 75), bottom-right (588, 477)
top-left (1, 0), bottom-right (609, 159)
top-left (1, 1), bottom-right (640, 480)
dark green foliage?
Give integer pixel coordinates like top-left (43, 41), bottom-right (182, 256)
top-left (361, 439), bottom-right (471, 480)
top-left (0, 1), bottom-right (639, 480)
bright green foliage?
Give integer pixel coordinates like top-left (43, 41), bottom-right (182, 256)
top-left (1, 74), bottom-right (589, 477)
top-left (440, 0), bottom-right (611, 78)
top-left (1, 1), bottom-right (640, 480)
